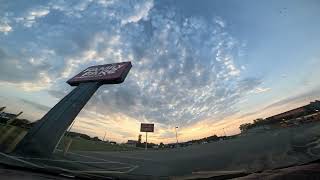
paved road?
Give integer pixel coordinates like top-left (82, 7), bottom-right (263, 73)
top-left (66, 122), bottom-right (320, 177)
top-left (3, 122), bottom-right (320, 179)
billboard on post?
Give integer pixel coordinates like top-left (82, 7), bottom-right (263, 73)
top-left (140, 123), bottom-right (154, 132)
top-left (67, 61), bottom-right (132, 86)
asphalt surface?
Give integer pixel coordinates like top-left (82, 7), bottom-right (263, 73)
top-left (2, 122), bottom-right (320, 179)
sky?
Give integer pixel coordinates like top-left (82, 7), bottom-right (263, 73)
top-left (0, 0), bottom-right (320, 143)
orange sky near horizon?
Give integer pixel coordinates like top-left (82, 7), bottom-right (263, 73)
top-left (68, 97), bottom-right (317, 144)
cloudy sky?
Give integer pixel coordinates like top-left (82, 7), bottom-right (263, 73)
top-left (1, 0), bottom-right (320, 143)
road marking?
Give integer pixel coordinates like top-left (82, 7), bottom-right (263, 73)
top-left (2, 152), bottom-right (138, 176)
top-left (5, 152), bottom-right (139, 174)
top-left (86, 151), bottom-right (155, 161)
top-left (41, 163), bottom-right (139, 174)
top-left (39, 164), bottom-right (110, 179)
top-left (66, 151), bottom-right (139, 173)
top-left (15, 157), bottom-right (132, 164)
top-left (68, 151), bottom-right (131, 165)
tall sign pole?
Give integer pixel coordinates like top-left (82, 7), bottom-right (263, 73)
top-left (15, 62), bottom-right (132, 156)
top-left (140, 123), bottom-right (154, 151)
top-left (145, 132), bottom-right (148, 150)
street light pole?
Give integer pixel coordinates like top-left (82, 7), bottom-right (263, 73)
top-left (175, 126), bottom-right (179, 144)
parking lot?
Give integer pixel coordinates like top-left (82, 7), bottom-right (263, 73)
top-left (1, 122), bottom-right (320, 179)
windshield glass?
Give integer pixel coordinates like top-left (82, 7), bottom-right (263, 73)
top-left (1, 0), bottom-right (320, 179)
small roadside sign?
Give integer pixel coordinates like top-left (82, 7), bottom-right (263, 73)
top-left (140, 123), bottom-right (154, 132)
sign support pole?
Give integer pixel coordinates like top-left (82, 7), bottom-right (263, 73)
top-left (140, 123), bottom-right (154, 150)
top-left (15, 82), bottom-right (101, 156)
top-left (145, 132), bottom-right (148, 150)
top-left (175, 127), bottom-right (179, 144)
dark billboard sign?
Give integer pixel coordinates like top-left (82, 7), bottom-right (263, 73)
top-left (140, 123), bottom-right (154, 132)
top-left (67, 61), bottom-right (132, 86)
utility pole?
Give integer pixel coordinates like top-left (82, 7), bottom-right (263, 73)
top-left (103, 132), bottom-right (106, 141)
top-left (223, 128), bottom-right (227, 137)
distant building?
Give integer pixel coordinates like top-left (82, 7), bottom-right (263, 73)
top-left (0, 111), bottom-right (23, 124)
top-left (126, 140), bottom-right (138, 147)
top-left (266, 100), bottom-right (320, 124)
top-left (166, 143), bottom-right (180, 148)
top-left (241, 100), bottom-right (320, 133)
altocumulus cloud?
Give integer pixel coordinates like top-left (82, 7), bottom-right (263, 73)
top-left (0, 0), bottom-right (261, 128)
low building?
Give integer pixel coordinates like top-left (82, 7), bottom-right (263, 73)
top-left (241, 100), bottom-right (320, 133)
top-left (266, 100), bottom-right (320, 124)
top-left (0, 111), bottom-right (23, 124)
top-left (126, 140), bottom-right (137, 147)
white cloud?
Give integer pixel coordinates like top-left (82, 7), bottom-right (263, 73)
top-left (0, 16), bottom-right (12, 34)
top-left (0, 0), bottom-right (261, 142)
top-left (0, 23), bottom-right (12, 34)
top-left (19, 73), bottom-right (52, 91)
top-left (252, 87), bottom-right (271, 94)
top-left (0, 71), bottom-right (52, 91)
top-left (69, 8), bottom-right (254, 126)
top-left (214, 17), bottom-right (226, 28)
top-left (121, 0), bottom-right (154, 25)
top-left (18, 7), bottom-right (50, 27)
top-left (29, 9), bottom-right (50, 18)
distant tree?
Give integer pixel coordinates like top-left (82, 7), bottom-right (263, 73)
top-left (80, 134), bottom-right (91, 140)
top-left (239, 123), bottom-right (252, 132)
top-left (253, 118), bottom-right (264, 125)
top-left (92, 136), bottom-right (101, 141)
top-left (207, 135), bottom-right (219, 142)
top-left (138, 134), bottom-right (142, 144)
top-left (135, 134), bottom-right (142, 147)
top-left (11, 118), bottom-right (31, 128)
top-left (159, 142), bottom-right (164, 148)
